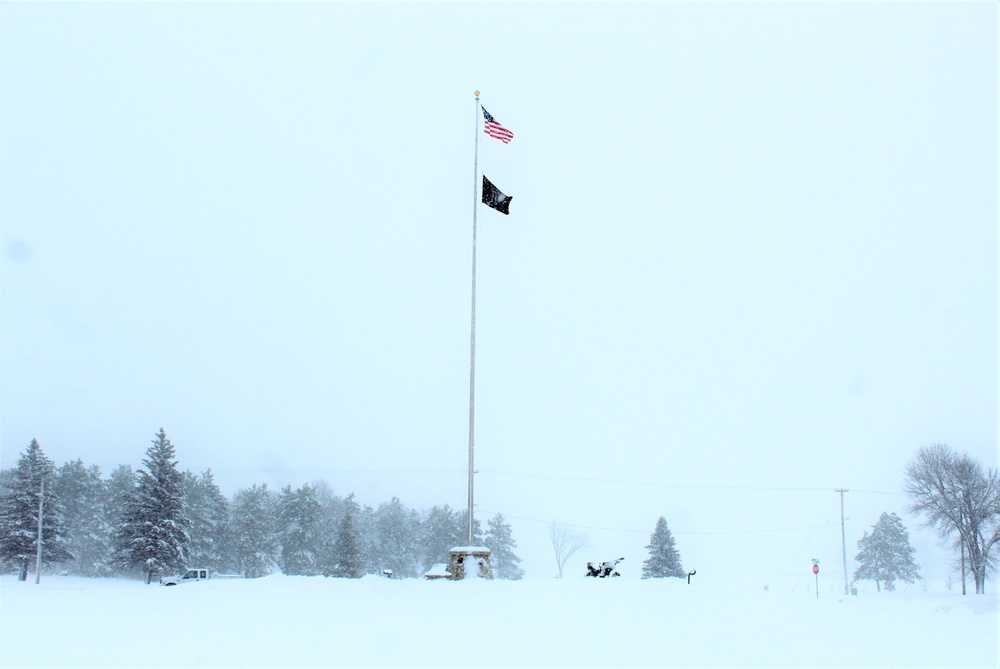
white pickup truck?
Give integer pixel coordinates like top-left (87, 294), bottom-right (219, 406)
top-left (160, 568), bottom-right (211, 586)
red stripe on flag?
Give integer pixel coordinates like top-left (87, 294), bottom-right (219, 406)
top-left (484, 121), bottom-right (514, 144)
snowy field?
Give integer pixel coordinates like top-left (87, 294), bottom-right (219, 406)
top-left (1, 574), bottom-right (996, 668)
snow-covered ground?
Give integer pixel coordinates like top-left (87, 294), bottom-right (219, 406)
top-left (1, 574), bottom-right (996, 668)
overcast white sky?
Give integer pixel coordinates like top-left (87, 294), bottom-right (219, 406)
top-left (1, 2), bottom-right (996, 583)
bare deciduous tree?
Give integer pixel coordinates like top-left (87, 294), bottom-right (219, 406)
top-left (548, 522), bottom-right (589, 578)
top-left (904, 443), bottom-right (1000, 594)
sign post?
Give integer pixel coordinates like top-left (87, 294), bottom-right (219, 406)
top-left (812, 560), bottom-right (820, 599)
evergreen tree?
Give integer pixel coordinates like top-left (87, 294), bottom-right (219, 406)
top-left (182, 469), bottom-right (232, 572)
top-left (854, 511), bottom-right (921, 592)
top-left (458, 509), bottom-right (484, 546)
top-left (0, 440), bottom-right (72, 580)
top-left (0, 468), bottom-right (14, 488)
top-left (326, 493), bottom-right (364, 578)
top-left (104, 464), bottom-right (135, 577)
top-left (356, 502), bottom-right (379, 576)
top-left (312, 481), bottom-right (345, 545)
top-left (114, 429), bottom-right (190, 583)
top-left (642, 516), bottom-right (684, 579)
top-left (277, 483), bottom-right (325, 575)
top-left (231, 484), bottom-right (277, 578)
top-left (419, 505), bottom-right (464, 570)
top-left (52, 460), bottom-right (114, 576)
top-left (484, 512), bottom-right (524, 580)
top-left (374, 497), bottom-right (421, 578)
top-left (0, 468), bottom-right (13, 574)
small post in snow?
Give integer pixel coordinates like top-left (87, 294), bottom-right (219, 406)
top-left (687, 570), bottom-right (696, 585)
top-left (812, 560), bottom-right (819, 599)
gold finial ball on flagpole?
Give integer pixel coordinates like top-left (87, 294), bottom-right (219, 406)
top-left (474, 90), bottom-right (480, 97)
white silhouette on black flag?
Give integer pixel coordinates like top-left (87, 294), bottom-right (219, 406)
top-left (482, 175), bottom-right (512, 215)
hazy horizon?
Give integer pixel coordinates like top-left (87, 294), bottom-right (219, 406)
top-left (2, 1), bottom-right (995, 584)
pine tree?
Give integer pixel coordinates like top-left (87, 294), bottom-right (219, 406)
top-left (419, 505), bottom-right (464, 570)
top-left (326, 493), bottom-right (364, 578)
top-left (114, 429), bottom-right (190, 583)
top-left (0, 440), bottom-right (72, 580)
top-left (0, 468), bottom-right (12, 574)
top-left (356, 503), bottom-right (379, 576)
top-left (642, 516), bottom-right (685, 579)
top-left (278, 483), bottom-right (325, 575)
top-left (104, 464), bottom-right (136, 577)
top-left (183, 469), bottom-right (232, 572)
top-left (458, 509), bottom-right (484, 546)
top-left (854, 511), bottom-right (921, 592)
top-left (231, 484), bottom-right (277, 578)
top-left (312, 481), bottom-right (345, 546)
top-left (484, 513), bottom-right (524, 580)
top-left (374, 497), bottom-right (421, 578)
top-left (52, 460), bottom-right (114, 577)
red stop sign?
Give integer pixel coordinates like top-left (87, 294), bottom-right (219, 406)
top-left (812, 564), bottom-right (819, 575)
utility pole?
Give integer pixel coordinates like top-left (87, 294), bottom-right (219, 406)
top-left (835, 488), bottom-right (849, 595)
top-left (35, 478), bottom-right (45, 585)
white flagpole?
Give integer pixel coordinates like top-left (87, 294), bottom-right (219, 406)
top-left (467, 91), bottom-right (481, 546)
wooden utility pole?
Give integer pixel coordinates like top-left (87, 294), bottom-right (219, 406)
top-left (835, 488), bottom-right (849, 595)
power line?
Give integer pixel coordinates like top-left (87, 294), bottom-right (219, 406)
top-left (209, 468), bottom-right (462, 477)
top-left (844, 488), bottom-right (899, 496)
top-left (488, 511), bottom-right (848, 537)
top-left (0, 460), bottom-right (902, 497)
top-left (0, 462), bottom-right (464, 477)
top-left (479, 470), bottom-right (900, 495)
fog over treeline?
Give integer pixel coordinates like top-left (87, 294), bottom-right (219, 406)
top-left (3, 430), bottom-right (998, 595)
top-left (0, 430), bottom-right (524, 582)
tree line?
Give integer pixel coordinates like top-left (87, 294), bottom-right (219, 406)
top-left (639, 511), bottom-right (922, 592)
top-left (3, 433), bottom-right (994, 590)
top-left (567, 443), bottom-right (997, 595)
top-left (0, 430), bottom-right (524, 583)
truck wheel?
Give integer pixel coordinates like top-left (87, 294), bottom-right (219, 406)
top-left (164, 583), bottom-right (176, 586)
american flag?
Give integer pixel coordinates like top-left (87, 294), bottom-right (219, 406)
top-left (482, 107), bottom-right (514, 144)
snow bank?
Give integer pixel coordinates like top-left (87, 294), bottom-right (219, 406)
top-left (1, 575), bottom-right (995, 668)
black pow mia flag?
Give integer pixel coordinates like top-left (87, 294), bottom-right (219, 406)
top-left (482, 175), bottom-right (512, 215)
